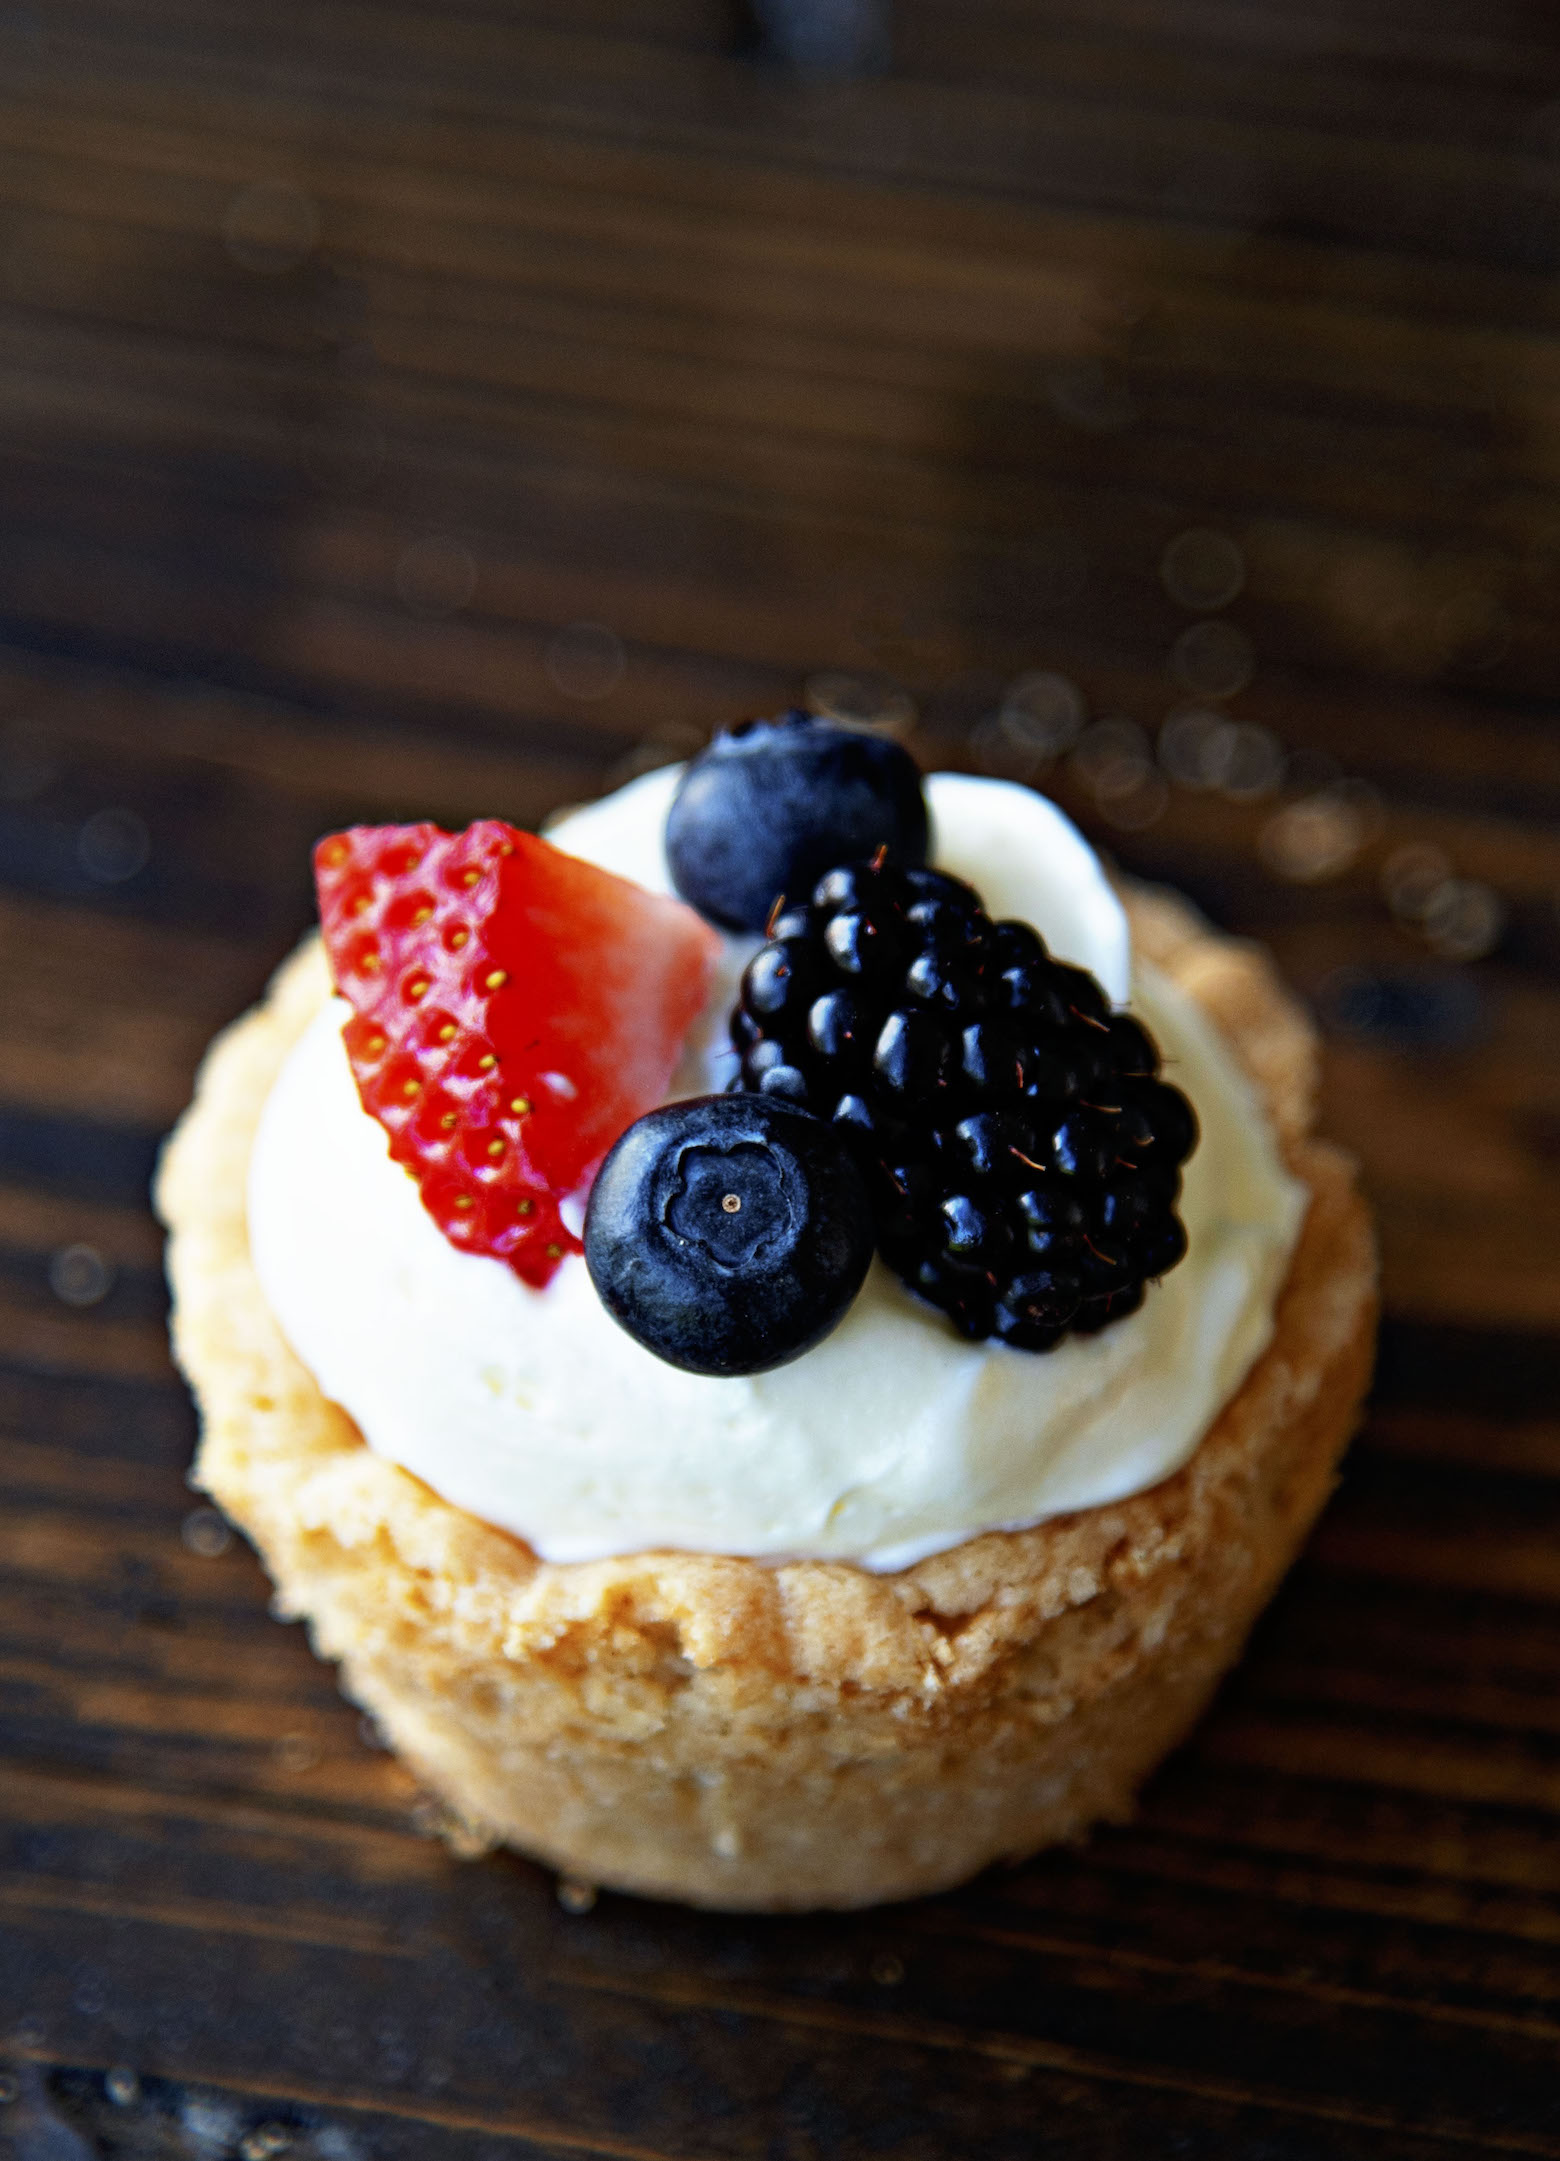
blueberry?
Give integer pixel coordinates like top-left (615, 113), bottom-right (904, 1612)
top-left (583, 1094), bottom-right (876, 1376)
top-left (665, 709), bottom-right (929, 933)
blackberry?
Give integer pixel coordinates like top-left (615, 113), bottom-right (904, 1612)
top-left (729, 859), bottom-right (1198, 1350)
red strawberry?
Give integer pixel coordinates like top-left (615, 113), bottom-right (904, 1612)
top-left (314, 819), bottom-right (722, 1286)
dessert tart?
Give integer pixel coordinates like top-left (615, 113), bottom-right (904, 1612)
top-left (158, 717), bottom-right (1376, 1911)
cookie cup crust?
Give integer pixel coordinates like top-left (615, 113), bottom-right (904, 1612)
top-left (158, 892), bottom-right (1376, 1910)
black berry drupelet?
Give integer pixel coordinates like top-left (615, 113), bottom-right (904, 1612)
top-left (730, 858), bottom-right (1199, 1349)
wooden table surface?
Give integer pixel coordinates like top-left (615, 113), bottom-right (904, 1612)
top-left (3, 2), bottom-right (1560, 2154)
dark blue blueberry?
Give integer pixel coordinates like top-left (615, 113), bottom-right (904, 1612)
top-left (584, 1095), bottom-right (875, 1376)
top-left (665, 709), bottom-right (929, 932)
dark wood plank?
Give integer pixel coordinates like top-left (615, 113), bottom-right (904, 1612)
top-left (3, 1), bottom-right (1560, 2154)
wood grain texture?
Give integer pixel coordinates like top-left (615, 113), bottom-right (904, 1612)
top-left (1, 0), bottom-right (1559, 2153)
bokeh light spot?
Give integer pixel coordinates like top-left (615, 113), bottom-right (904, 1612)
top-left (1160, 528), bottom-right (1245, 612)
top-left (78, 807), bottom-right (150, 884)
top-left (181, 1506), bottom-right (234, 1559)
top-left (1260, 791), bottom-right (1367, 883)
top-left (1421, 877), bottom-right (1505, 961)
top-left (1170, 620), bottom-right (1255, 699)
top-left (804, 670), bottom-right (915, 735)
top-left (1381, 843), bottom-right (1454, 921)
top-left (49, 1242), bottom-right (113, 1306)
top-left (971, 670), bottom-right (1086, 777)
top-left (546, 622), bottom-right (626, 702)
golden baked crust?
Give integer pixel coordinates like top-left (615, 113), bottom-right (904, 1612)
top-left (157, 890), bottom-right (1376, 1910)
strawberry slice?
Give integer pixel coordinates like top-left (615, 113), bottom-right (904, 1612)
top-left (314, 819), bottom-right (722, 1286)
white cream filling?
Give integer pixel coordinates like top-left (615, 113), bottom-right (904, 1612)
top-left (248, 770), bottom-right (1306, 1570)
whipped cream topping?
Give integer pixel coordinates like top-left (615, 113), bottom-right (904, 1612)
top-left (248, 770), bottom-right (1306, 1571)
